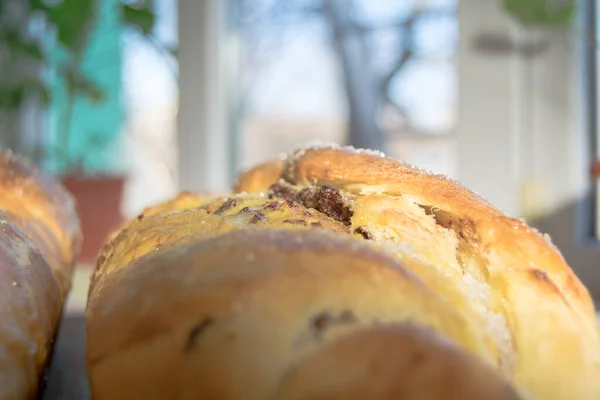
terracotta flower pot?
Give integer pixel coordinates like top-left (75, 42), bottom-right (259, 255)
top-left (61, 175), bottom-right (125, 265)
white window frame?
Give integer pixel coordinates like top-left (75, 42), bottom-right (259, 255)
top-left (177, 0), bottom-right (240, 194)
top-left (177, 0), bottom-right (600, 298)
top-left (588, 0), bottom-right (600, 239)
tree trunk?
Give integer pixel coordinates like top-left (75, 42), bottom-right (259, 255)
top-left (322, 0), bottom-right (386, 152)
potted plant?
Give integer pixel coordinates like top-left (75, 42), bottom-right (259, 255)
top-left (0, 0), bottom-right (157, 262)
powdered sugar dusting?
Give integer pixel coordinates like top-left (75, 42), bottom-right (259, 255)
top-left (529, 226), bottom-right (554, 245)
top-left (462, 273), bottom-right (513, 371)
top-left (291, 142), bottom-right (386, 159)
top-left (379, 236), bottom-right (514, 371)
top-left (289, 143), bottom-right (503, 213)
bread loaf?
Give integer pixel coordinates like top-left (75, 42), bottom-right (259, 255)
top-left (86, 144), bottom-right (599, 399)
top-left (0, 151), bottom-right (81, 399)
top-left (235, 145), bottom-right (600, 399)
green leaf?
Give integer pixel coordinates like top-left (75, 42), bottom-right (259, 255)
top-left (38, 85), bottom-right (51, 104)
top-left (0, 80), bottom-right (50, 109)
top-left (63, 68), bottom-right (106, 103)
top-left (28, 0), bottom-right (52, 12)
top-left (0, 87), bottom-right (23, 109)
top-left (44, 0), bottom-right (97, 54)
top-left (21, 79), bottom-right (51, 104)
top-left (503, 0), bottom-right (576, 28)
top-left (74, 78), bottom-right (105, 103)
top-left (19, 41), bottom-right (44, 60)
top-left (122, 3), bottom-right (156, 35)
top-left (0, 30), bottom-right (44, 61)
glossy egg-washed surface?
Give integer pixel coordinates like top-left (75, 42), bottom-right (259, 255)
top-left (88, 227), bottom-right (523, 400)
top-left (89, 190), bottom-right (525, 398)
top-left (93, 192), bottom-right (347, 277)
top-left (234, 145), bottom-right (600, 400)
top-left (88, 145), bottom-right (600, 400)
top-left (0, 152), bottom-right (80, 294)
top-left (0, 151), bottom-right (80, 400)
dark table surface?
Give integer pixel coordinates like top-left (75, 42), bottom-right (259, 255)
top-left (41, 314), bottom-right (89, 400)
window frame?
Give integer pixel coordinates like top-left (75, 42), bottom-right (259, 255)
top-left (177, 0), bottom-right (240, 193)
top-left (582, 0), bottom-right (600, 240)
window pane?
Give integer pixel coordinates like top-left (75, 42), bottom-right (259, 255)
top-left (121, 0), bottom-right (179, 216)
top-left (236, 0), bottom-right (458, 176)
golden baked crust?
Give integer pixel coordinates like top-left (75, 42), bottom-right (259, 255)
top-left (103, 191), bottom-right (216, 245)
top-left (234, 159), bottom-right (285, 193)
top-left (87, 228), bottom-right (521, 400)
top-left (0, 218), bottom-right (62, 399)
top-left (0, 151), bottom-right (80, 399)
top-left (232, 144), bottom-right (600, 400)
top-left (131, 191), bottom-right (217, 219)
top-left (87, 144), bottom-right (600, 400)
top-left (93, 193), bottom-right (347, 277)
top-left (274, 324), bottom-right (522, 400)
top-left (0, 151), bottom-right (81, 294)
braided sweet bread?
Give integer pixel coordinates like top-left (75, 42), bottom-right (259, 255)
top-left (86, 145), bottom-right (599, 400)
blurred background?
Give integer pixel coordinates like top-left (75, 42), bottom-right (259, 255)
top-left (1, 0), bottom-right (600, 309)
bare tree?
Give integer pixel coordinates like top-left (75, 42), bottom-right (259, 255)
top-left (321, 0), bottom-right (384, 150)
top-left (236, 0), bottom-right (454, 152)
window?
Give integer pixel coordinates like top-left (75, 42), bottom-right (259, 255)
top-left (175, 0), bottom-right (600, 295)
top-left (234, 0), bottom-right (459, 177)
top-left (120, 0), bottom-right (179, 216)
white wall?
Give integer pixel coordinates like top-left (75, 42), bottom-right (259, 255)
top-left (458, 0), bottom-right (576, 217)
top-left (458, 0), bottom-right (600, 297)
top-left (458, 0), bottom-right (521, 217)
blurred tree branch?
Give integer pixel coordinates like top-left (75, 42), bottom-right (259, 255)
top-left (236, 0), bottom-right (581, 152)
top-left (236, 0), bottom-right (458, 151)
top-left (321, 0), bottom-right (385, 150)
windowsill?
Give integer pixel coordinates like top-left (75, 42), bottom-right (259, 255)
top-left (65, 266), bottom-right (93, 315)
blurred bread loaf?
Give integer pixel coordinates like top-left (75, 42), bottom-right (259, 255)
top-left (0, 151), bottom-right (81, 399)
top-left (86, 144), bottom-right (600, 400)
